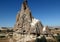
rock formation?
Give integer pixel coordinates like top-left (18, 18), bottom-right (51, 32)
top-left (13, 0), bottom-right (43, 42)
top-left (42, 26), bottom-right (50, 34)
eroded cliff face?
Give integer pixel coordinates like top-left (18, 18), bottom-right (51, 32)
top-left (13, 0), bottom-right (43, 42)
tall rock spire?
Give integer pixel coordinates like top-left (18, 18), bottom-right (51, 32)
top-left (23, 0), bottom-right (27, 5)
top-left (21, 0), bottom-right (28, 11)
top-left (23, 0), bottom-right (27, 10)
top-left (14, 0), bottom-right (32, 33)
top-left (13, 0), bottom-right (43, 41)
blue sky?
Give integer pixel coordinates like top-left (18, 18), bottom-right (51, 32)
top-left (0, 0), bottom-right (60, 27)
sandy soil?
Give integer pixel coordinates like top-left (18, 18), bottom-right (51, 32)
top-left (0, 38), bottom-right (16, 42)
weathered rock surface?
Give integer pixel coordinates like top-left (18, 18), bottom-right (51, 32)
top-left (14, 0), bottom-right (32, 33)
top-left (42, 26), bottom-right (51, 34)
top-left (13, 0), bottom-right (43, 42)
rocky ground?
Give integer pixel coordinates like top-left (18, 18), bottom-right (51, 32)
top-left (0, 35), bottom-right (59, 42)
top-left (0, 38), bottom-right (16, 42)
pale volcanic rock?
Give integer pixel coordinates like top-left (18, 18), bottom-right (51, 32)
top-left (42, 26), bottom-right (51, 34)
top-left (13, 0), bottom-right (43, 42)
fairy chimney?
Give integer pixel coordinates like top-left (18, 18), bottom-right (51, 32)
top-left (13, 0), bottom-right (43, 35)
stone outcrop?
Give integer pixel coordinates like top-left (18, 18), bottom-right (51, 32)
top-left (13, 0), bottom-right (43, 42)
top-left (13, 0), bottom-right (43, 34)
top-left (42, 26), bottom-right (51, 35)
top-left (14, 0), bottom-right (32, 34)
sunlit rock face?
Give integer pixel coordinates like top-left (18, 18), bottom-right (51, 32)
top-left (42, 26), bottom-right (50, 35)
top-left (42, 26), bottom-right (47, 34)
top-left (13, 0), bottom-right (32, 33)
top-left (31, 18), bottom-right (39, 27)
top-left (13, 0), bottom-right (43, 42)
top-left (30, 18), bottom-right (43, 34)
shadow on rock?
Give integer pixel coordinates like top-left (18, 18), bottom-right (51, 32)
top-left (35, 36), bottom-right (47, 42)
